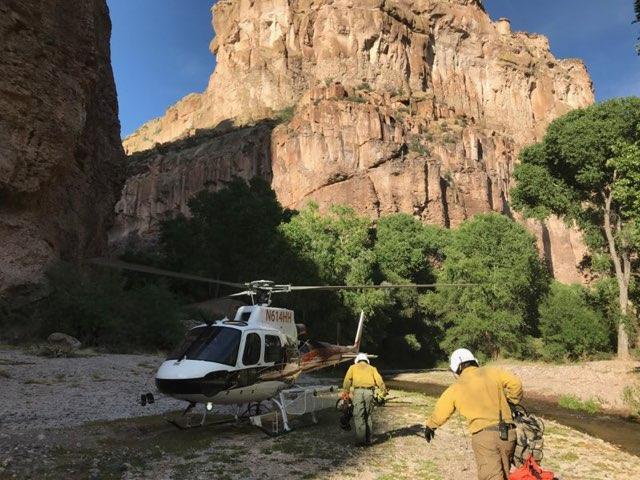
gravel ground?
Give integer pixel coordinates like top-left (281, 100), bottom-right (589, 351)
top-left (0, 346), bottom-right (638, 479)
top-left (392, 359), bottom-right (640, 411)
top-left (1, 389), bottom-right (638, 480)
top-left (0, 347), bottom-right (183, 432)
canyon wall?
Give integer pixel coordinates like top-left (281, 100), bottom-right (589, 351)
top-left (0, 0), bottom-right (125, 300)
top-left (116, 0), bottom-right (594, 283)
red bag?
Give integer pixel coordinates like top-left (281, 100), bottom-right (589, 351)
top-left (509, 455), bottom-right (555, 480)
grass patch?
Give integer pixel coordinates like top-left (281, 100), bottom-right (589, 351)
top-left (622, 383), bottom-right (640, 416)
top-left (275, 106), bottom-right (296, 124)
top-left (559, 451), bottom-right (579, 462)
top-left (558, 394), bottom-right (601, 414)
top-left (418, 459), bottom-right (443, 480)
top-left (442, 133), bottom-right (457, 144)
top-left (24, 378), bottom-right (52, 385)
top-left (346, 95), bottom-right (367, 104)
top-left (408, 135), bottom-right (429, 156)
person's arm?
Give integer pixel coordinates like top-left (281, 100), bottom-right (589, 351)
top-left (342, 365), bottom-right (354, 393)
top-left (373, 367), bottom-right (386, 392)
top-left (425, 386), bottom-right (456, 429)
top-left (500, 369), bottom-right (523, 405)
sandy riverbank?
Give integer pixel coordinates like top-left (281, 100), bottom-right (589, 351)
top-left (391, 359), bottom-right (640, 412)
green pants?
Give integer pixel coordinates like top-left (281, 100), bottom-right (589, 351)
top-left (353, 388), bottom-right (375, 445)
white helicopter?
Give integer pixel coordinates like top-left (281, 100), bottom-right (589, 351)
top-left (93, 259), bottom-right (472, 432)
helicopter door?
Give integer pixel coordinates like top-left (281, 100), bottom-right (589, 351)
top-left (264, 334), bottom-right (285, 370)
top-left (241, 332), bottom-right (262, 367)
top-left (238, 331), bottom-right (263, 387)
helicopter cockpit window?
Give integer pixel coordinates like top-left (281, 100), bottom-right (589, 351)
top-left (264, 335), bottom-right (283, 364)
top-left (242, 332), bottom-right (262, 366)
top-left (167, 326), bottom-right (241, 367)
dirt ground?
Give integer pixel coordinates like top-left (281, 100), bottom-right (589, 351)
top-left (1, 347), bottom-right (639, 480)
top-left (1, 391), bottom-right (638, 480)
top-left (391, 359), bottom-right (640, 412)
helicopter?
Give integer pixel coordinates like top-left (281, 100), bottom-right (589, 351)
top-left (92, 258), bottom-right (473, 431)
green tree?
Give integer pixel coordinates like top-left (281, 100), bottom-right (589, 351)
top-left (539, 282), bottom-right (612, 360)
top-left (374, 213), bottom-right (449, 283)
top-left (160, 177), bottom-right (286, 283)
top-left (511, 98), bottom-right (640, 358)
top-left (428, 213), bottom-right (549, 359)
top-left (37, 263), bottom-right (183, 351)
top-left (280, 204), bottom-right (385, 315)
top-left (373, 214), bottom-right (450, 366)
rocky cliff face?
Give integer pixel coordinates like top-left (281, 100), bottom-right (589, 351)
top-left (0, 0), bottom-right (125, 300)
top-left (116, 0), bottom-right (594, 283)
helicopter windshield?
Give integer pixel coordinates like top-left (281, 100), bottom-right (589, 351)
top-left (167, 326), bottom-right (241, 366)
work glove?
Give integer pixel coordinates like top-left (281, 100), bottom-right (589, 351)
top-left (424, 426), bottom-right (436, 443)
top-left (509, 402), bottom-right (524, 421)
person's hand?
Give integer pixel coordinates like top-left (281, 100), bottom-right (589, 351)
top-left (340, 391), bottom-right (350, 401)
top-left (424, 426), bottom-right (436, 442)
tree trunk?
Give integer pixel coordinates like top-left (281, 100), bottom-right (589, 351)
top-left (602, 191), bottom-right (631, 360)
top-left (618, 284), bottom-right (631, 360)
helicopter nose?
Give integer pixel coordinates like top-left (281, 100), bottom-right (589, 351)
top-left (155, 369), bottom-right (232, 397)
top-left (201, 371), bottom-right (234, 397)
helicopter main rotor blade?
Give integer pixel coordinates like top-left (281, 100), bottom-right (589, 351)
top-left (90, 258), bottom-right (246, 290)
top-left (288, 283), bottom-right (478, 291)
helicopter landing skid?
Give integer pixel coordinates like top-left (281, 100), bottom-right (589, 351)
top-left (164, 401), bottom-right (264, 430)
top-left (250, 385), bottom-right (339, 436)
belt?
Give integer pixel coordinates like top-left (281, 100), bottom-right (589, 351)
top-left (353, 387), bottom-right (376, 391)
top-left (474, 423), bottom-right (516, 434)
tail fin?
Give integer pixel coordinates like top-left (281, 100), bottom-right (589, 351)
top-left (351, 311), bottom-right (365, 351)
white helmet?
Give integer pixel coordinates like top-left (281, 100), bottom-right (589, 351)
top-left (355, 353), bottom-right (370, 364)
top-left (450, 348), bottom-right (478, 374)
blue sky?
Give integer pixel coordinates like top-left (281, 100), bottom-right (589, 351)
top-left (108, 0), bottom-right (640, 137)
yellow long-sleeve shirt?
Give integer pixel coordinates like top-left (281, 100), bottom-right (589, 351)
top-left (425, 366), bottom-right (523, 434)
top-left (343, 362), bottom-right (386, 392)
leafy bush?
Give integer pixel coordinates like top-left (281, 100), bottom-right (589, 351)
top-left (427, 213), bottom-right (549, 359)
top-left (539, 282), bottom-right (612, 360)
top-left (36, 263), bottom-right (183, 352)
top-left (275, 106), bottom-right (295, 124)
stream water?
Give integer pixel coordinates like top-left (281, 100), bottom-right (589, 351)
top-left (387, 379), bottom-right (640, 458)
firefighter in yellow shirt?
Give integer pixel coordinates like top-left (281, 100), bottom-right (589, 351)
top-left (424, 348), bottom-right (523, 480)
top-left (342, 353), bottom-right (386, 445)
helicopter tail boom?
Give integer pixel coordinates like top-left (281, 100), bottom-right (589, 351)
top-left (350, 311), bottom-right (365, 352)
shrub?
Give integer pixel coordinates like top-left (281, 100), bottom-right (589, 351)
top-left (346, 95), bottom-right (367, 104)
top-left (275, 106), bottom-right (296, 124)
top-left (623, 383), bottom-right (640, 416)
top-left (408, 136), bottom-right (429, 156)
top-left (539, 282), bottom-right (612, 360)
top-left (36, 263), bottom-right (184, 352)
top-left (428, 213), bottom-right (549, 359)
